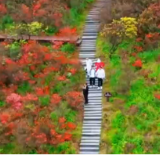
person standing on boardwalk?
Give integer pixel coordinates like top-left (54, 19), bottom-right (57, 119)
top-left (85, 58), bottom-right (92, 77)
top-left (96, 66), bottom-right (105, 89)
top-left (82, 83), bottom-right (89, 104)
top-left (89, 65), bottom-right (96, 88)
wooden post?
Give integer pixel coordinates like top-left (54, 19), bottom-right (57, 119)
top-left (104, 92), bottom-right (112, 102)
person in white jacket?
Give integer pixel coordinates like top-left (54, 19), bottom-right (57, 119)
top-left (89, 65), bottom-right (96, 88)
top-left (97, 58), bottom-right (101, 63)
top-left (85, 58), bottom-right (92, 77)
top-left (96, 66), bottom-right (105, 89)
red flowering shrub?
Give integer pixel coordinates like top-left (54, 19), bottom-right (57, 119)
top-left (53, 41), bottom-right (64, 50)
top-left (0, 114), bottom-right (10, 124)
top-left (132, 59), bottom-right (143, 68)
top-left (6, 93), bottom-right (23, 110)
top-left (59, 117), bottom-right (66, 123)
top-left (57, 76), bottom-right (67, 81)
top-left (22, 94), bottom-right (38, 102)
top-left (65, 91), bottom-right (83, 109)
top-left (134, 46), bottom-right (143, 53)
top-left (57, 27), bottom-right (77, 36)
top-left (51, 94), bottom-right (62, 105)
top-left (67, 122), bottom-right (76, 130)
top-left (138, 3), bottom-right (160, 35)
top-left (154, 94), bottom-right (160, 100)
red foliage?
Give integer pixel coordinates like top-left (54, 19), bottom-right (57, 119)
top-left (54, 55), bottom-right (69, 64)
top-left (50, 129), bottom-right (56, 136)
top-left (154, 94), bottom-right (160, 100)
top-left (131, 52), bottom-right (137, 57)
top-left (35, 133), bottom-right (47, 144)
top-left (134, 46), bottom-right (143, 53)
top-left (44, 54), bottom-right (53, 61)
top-left (136, 38), bottom-right (143, 42)
top-left (6, 93), bottom-right (23, 110)
top-left (22, 94), bottom-right (38, 102)
top-left (53, 12), bottom-right (63, 27)
top-left (57, 76), bottom-right (67, 81)
top-left (21, 4), bottom-right (31, 20)
top-left (63, 132), bottom-right (72, 141)
top-left (43, 66), bottom-right (58, 74)
top-left (57, 27), bottom-right (77, 37)
top-left (69, 68), bottom-right (77, 75)
top-left (52, 41), bottom-right (64, 50)
top-left (59, 117), bottom-right (66, 123)
top-left (66, 91), bottom-right (83, 109)
top-left (51, 94), bottom-right (61, 105)
top-left (0, 4), bottom-right (7, 14)
top-left (67, 122), bottom-right (76, 130)
top-left (35, 86), bottom-right (50, 96)
top-left (132, 59), bottom-right (143, 68)
top-left (0, 114), bottom-right (10, 124)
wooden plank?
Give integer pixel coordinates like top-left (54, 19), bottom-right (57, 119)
top-left (0, 34), bottom-right (81, 45)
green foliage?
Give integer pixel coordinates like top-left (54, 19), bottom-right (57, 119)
top-left (45, 26), bottom-right (58, 35)
top-left (17, 81), bottom-right (32, 95)
top-left (6, 41), bottom-right (21, 60)
top-left (65, 110), bottom-right (77, 122)
top-left (61, 43), bottom-right (76, 54)
top-left (0, 100), bottom-right (6, 108)
top-left (45, 73), bottom-right (54, 86)
top-left (39, 96), bottom-right (50, 107)
top-left (50, 112), bottom-right (58, 121)
top-left (63, 0), bottom-right (94, 27)
top-left (39, 110), bottom-right (46, 118)
top-left (51, 82), bottom-right (64, 94)
top-left (111, 129), bottom-right (126, 154)
top-left (0, 143), bottom-right (15, 154)
top-left (112, 112), bottom-right (125, 128)
top-left (0, 15), bottom-right (14, 30)
top-left (138, 49), bottom-right (160, 63)
top-left (28, 150), bottom-right (38, 154)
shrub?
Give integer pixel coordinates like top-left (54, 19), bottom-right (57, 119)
top-left (39, 95), bottom-right (50, 107)
top-left (101, 17), bottom-right (138, 56)
top-left (17, 81), bottom-right (32, 95)
top-left (138, 3), bottom-right (160, 36)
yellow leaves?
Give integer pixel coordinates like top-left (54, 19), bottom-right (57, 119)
top-left (101, 17), bottom-right (138, 40)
